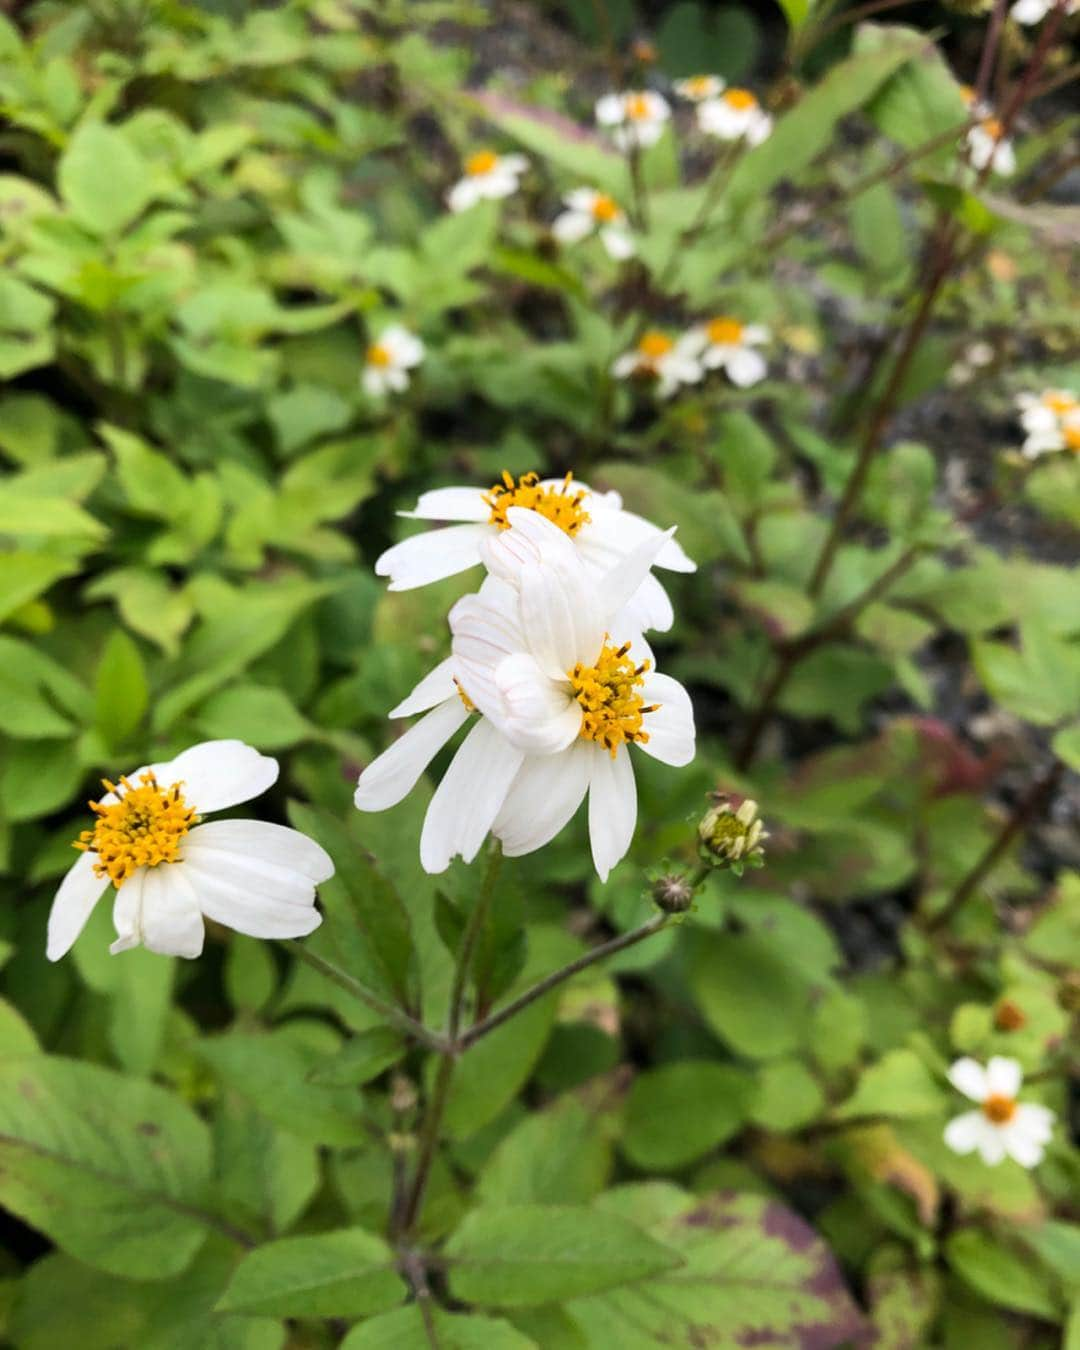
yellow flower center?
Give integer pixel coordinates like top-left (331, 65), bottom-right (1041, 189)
top-left (74, 773), bottom-right (197, 889)
top-left (366, 342), bottom-right (391, 368)
top-left (483, 470), bottom-right (591, 537)
top-left (590, 193), bottom-right (621, 223)
top-left (638, 331), bottom-right (674, 361)
top-left (1043, 391), bottom-right (1078, 414)
top-left (1064, 423), bottom-right (1080, 452)
top-left (724, 88), bottom-right (758, 111)
top-left (683, 76), bottom-right (715, 98)
top-left (982, 1094), bottom-right (1017, 1125)
top-left (626, 93), bottom-right (653, 121)
top-left (706, 316), bottom-right (744, 346)
top-left (466, 149), bottom-right (499, 177)
top-left (454, 678), bottom-right (476, 712)
top-left (982, 116), bottom-right (1005, 141)
top-left (959, 84), bottom-right (977, 107)
top-left (569, 639), bottom-right (657, 757)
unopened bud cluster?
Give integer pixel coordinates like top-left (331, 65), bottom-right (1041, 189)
top-left (698, 797), bottom-right (767, 874)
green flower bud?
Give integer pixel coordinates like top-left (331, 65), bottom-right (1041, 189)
top-left (698, 796), bottom-right (767, 873)
top-left (651, 872), bottom-right (695, 914)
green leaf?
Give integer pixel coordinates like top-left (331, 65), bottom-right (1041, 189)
top-left (835, 1049), bottom-right (946, 1119)
top-left (342, 1306), bottom-right (536, 1349)
top-left (58, 122), bottom-right (154, 235)
top-left (946, 1229), bottom-right (1061, 1319)
top-left (622, 1061), bottom-right (754, 1169)
top-left (972, 620), bottom-right (1080, 725)
top-left (218, 1228), bottom-right (406, 1318)
top-left (306, 1028), bottom-right (407, 1087)
top-left (862, 24), bottom-right (968, 172)
top-left (478, 1098), bottom-right (611, 1206)
top-left (195, 684), bottom-right (311, 750)
top-left (94, 629), bottom-right (149, 750)
top-left (1052, 722), bottom-right (1080, 772)
top-left (749, 1058), bottom-right (826, 1132)
top-left (446, 1204), bottom-right (681, 1307)
top-left (567, 1186), bottom-right (869, 1347)
top-left (0, 550), bottom-right (76, 624)
top-left (441, 994), bottom-right (556, 1139)
top-left (0, 1057), bottom-right (213, 1279)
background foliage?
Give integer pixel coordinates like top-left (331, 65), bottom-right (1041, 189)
top-left (0, 0), bottom-right (1078, 1346)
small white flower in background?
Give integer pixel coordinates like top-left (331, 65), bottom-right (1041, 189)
top-left (959, 86), bottom-right (1016, 176)
top-left (674, 74), bottom-right (726, 102)
top-left (697, 88), bottom-right (773, 145)
top-left (362, 325), bottom-right (424, 397)
top-left (357, 511), bottom-right (695, 879)
top-left (374, 469), bottom-right (695, 633)
top-left (611, 329), bottom-right (706, 399)
top-left (47, 741), bottom-right (332, 961)
top-left (447, 149), bottom-right (528, 212)
top-left (1011, 0), bottom-right (1078, 22)
top-left (695, 315), bottom-right (770, 387)
top-left (946, 339), bottom-right (995, 387)
top-left (595, 90), bottom-right (671, 150)
top-left (552, 188), bottom-right (635, 260)
top-left (1017, 389), bottom-right (1080, 458)
top-left (944, 1056), bottom-right (1054, 1167)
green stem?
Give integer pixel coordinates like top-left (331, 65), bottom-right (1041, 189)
top-left (284, 940), bottom-right (448, 1053)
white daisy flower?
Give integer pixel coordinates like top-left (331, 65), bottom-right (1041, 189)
top-left (374, 469), bottom-right (695, 634)
top-left (697, 89), bottom-right (773, 145)
top-left (944, 1056), bottom-right (1054, 1167)
top-left (595, 91), bottom-right (671, 151)
top-left (947, 340), bottom-right (995, 387)
top-left (611, 329), bottom-right (707, 399)
top-left (1017, 389), bottom-right (1080, 458)
top-left (674, 75), bottom-right (726, 103)
top-left (47, 741), bottom-right (332, 961)
top-left (355, 512), bottom-right (695, 879)
top-left (1011, 0), bottom-right (1078, 22)
top-left (362, 325), bottom-right (424, 397)
top-left (695, 315), bottom-right (770, 387)
top-left (552, 188), bottom-right (635, 260)
top-left (447, 150), bottom-right (528, 213)
top-left (959, 86), bottom-right (1016, 176)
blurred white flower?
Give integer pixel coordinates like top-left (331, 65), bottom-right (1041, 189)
top-left (674, 75), bottom-right (726, 102)
top-left (947, 339), bottom-right (994, 387)
top-left (447, 149), bottom-right (528, 212)
top-left (698, 89), bottom-right (773, 145)
top-left (612, 329), bottom-right (706, 399)
top-left (48, 741), bottom-right (331, 961)
top-left (362, 325), bottom-right (424, 397)
top-left (944, 1056), bottom-right (1054, 1167)
top-left (595, 90), bottom-right (671, 150)
top-left (552, 188), bottom-right (635, 260)
top-left (1017, 389), bottom-right (1080, 458)
top-left (374, 470), bottom-right (695, 633)
top-left (695, 316), bottom-right (770, 387)
top-left (959, 87), bottom-right (1016, 176)
top-left (1011, 0), bottom-right (1078, 22)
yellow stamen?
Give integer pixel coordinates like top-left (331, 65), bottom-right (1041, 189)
top-left (465, 149), bottom-right (499, 177)
top-left (366, 342), bottom-right (391, 368)
top-left (590, 193), bottom-right (621, 223)
top-left (982, 116), bottom-right (1005, 141)
top-left (724, 88), bottom-right (757, 111)
top-left (569, 639), bottom-right (656, 757)
top-left (706, 316), bottom-right (744, 346)
top-left (454, 678), bottom-right (476, 713)
top-left (982, 1094), bottom-right (1017, 1125)
top-left (638, 331), bottom-right (674, 361)
top-left (626, 93), bottom-right (653, 121)
top-left (959, 84), bottom-right (976, 106)
top-left (1064, 424), bottom-right (1080, 452)
top-left (1043, 390), bottom-right (1078, 415)
top-left (683, 76), bottom-right (716, 98)
top-left (483, 470), bottom-right (590, 537)
top-left (74, 773), bottom-right (197, 889)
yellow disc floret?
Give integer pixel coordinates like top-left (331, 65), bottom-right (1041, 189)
top-left (982, 1094), bottom-right (1017, 1125)
top-left (484, 471), bottom-right (591, 537)
top-left (724, 88), bottom-right (758, 111)
top-left (706, 316), bottom-right (744, 346)
top-left (590, 192), bottom-right (621, 223)
top-left (366, 342), bottom-right (391, 367)
top-left (466, 149), bottom-right (499, 177)
top-left (1065, 423), bottom-right (1080, 452)
top-left (569, 639), bottom-right (657, 757)
top-left (74, 773), bottom-right (198, 889)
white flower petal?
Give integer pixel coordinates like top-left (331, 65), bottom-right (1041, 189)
top-left (519, 550), bottom-right (605, 677)
top-left (419, 719), bottom-right (523, 873)
top-left (111, 867), bottom-right (147, 954)
top-left (354, 699), bottom-right (470, 811)
top-left (601, 227), bottom-right (635, 260)
top-left (588, 745), bottom-right (637, 882)
top-left (147, 740), bottom-right (278, 815)
top-left (637, 672), bottom-right (696, 767)
top-left (479, 505), bottom-right (579, 582)
top-left (134, 864), bottom-right (205, 959)
top-left (985, 1056), bottom-right (1023, 1099)
top-left (47, 851), bottom-right (110, 962)
top-left (1015, 1102), bottom-right (1055, 1139)
top-left (583, 504), bottom-right (696, 574)
top-left (724, 347), bottom-right (768, 387)
top-left (595, 94), bottom-right (625, 126)
top-left (402, 486), bottom-right (491, 522)
top-left (596, 526), bottom-right (678, 627)
top-left (494, 652), bottom-right (582, 753)
top-left (944, 1110), bottom-right (990, 1155)
top-left (183, 820), bottom-right (333, 883)
top-left (375, 523), bottom-right (489, 591)
top-left (975, 1124), bottom-right (1008, 1165)
top-left (1001, 1126), bottom-right (1045, 1168)
top-left (494, 743), bottom-right (592, 856)
top-left (448, 177), bottom-right (481, 212)
top-left (450, 584), bottom-right (528, 727)
top-left (1012, 0), bottom-right (1050, 21)
top-left (615, 572), bottom-right (674, 634)
top-left (947, 1057), bottom-right (990, 1102)
top-left (552, 210), bottom-right (594, 244)
top-left (390, 657), bottom-right (459, 718)
top-left (362, 367), bottom-right (387, 397)
top-left (180, 851), bottom-right (323, 940)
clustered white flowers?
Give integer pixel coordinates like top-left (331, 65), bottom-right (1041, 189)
top-left (944, 1056), bottom-right (1054, 1167)
top-left (448, 149), bottom-right (529, 213)
top-left (612, 316), bottom-right (771, 398)
top-left (362, 325), bottom-right (425, 397)
top-left (595, 90), bottom-right (671, 150)
top-left (696, 87), bottom-right (773, 145)
top-left (357, 475), bottom-right (697, 879)
top-left (960, 86), bottom-right (1016, 177)
top-left (1016, 388), bottom-right (1080, 458)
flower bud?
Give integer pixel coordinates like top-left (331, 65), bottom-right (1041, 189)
top-left (993, 998), bottom-right (1027, 1032)
top-left (651, 872), bottom-right (695, 914)
top-left (698, 796), bottom-right (767, 872)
